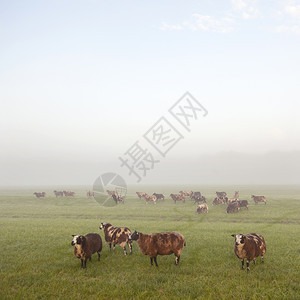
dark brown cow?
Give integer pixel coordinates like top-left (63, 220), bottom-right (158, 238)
top-left (231, 233), bottom-right (266, 271)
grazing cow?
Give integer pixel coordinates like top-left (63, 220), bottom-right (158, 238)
top-left (33, 192), bottom-right (46, 198)
top-left (231, 233), bottom-right (266, 271)
top-left (87, 190), bottom-right (94, 198)
top-left (212, 197), bottom-right (225, 206)
top-left (196, 203), bottom-right (208, 214)
top-left (99, 222), bottom-right (132, 255)
top-left (129, 231), bottom-right (186, 267)
top-left (53, 190), bottom-right (63, 197)
top-left (227, 201), bottom-right (240, 213)
top-left (152, 193), bottom-right (165, 201)
top-left (170, 193), bottom-right (185, 203)
top-left (237, 200), bottom-right (249, 209)
top-left (216, 191), bottom-right (227, 199)
top-left (251, 195), bottom-right (267, 205)
top-left (136, 192), bottom-right (147, 199)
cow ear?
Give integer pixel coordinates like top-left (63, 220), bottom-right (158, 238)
top-left (231, 234), bottom-right (235, 237)
top-left (72, 235), bottom-right (76, 237)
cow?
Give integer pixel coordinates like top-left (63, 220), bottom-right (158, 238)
top-left (251, 195), bottom-right (267, 205)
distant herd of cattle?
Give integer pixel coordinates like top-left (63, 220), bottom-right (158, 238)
top-left (33, 189), bottom-right (267, 213)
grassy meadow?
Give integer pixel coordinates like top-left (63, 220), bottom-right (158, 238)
top-left (0, 185), bottom-right (299, 299)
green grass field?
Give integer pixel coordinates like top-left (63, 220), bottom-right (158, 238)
top-left (0, 185), bottom-right (299, 299)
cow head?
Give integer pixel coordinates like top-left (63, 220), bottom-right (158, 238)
top-left (231, 234), bottom-right (246, 246)
top-left (129, 230), bottom-right (140, 241)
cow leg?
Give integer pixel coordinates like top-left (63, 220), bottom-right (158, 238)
top-left (175, 255), bottom-right (180, 265)
top-left (97, 252), bottom-right (101, 261)
top-left (123, 246), bottom-right (127, 256)
top-left (253, 258), bottom-right (256, 265)
top-left (246, 260), bottom-right (250, 271)
top-left (109, 243), bottom-right (112, 251)
top-left (241, 259), bottom-right (244, 270)
top-left (154, 257), bottom-right (158, 267)
top-left (81, 259), bottom-right (84, 268)
top-left (261, 256), bottom-right (264, 264)
top-left (113, 244), bottom-right (116, 251)
top-left (150, 257), bottom-right (153, 266)
top-left (89, 257), bottom-right (92, 261)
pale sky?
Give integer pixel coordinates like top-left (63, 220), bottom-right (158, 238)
top-left (1, 0), bottom-right (300, 186)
